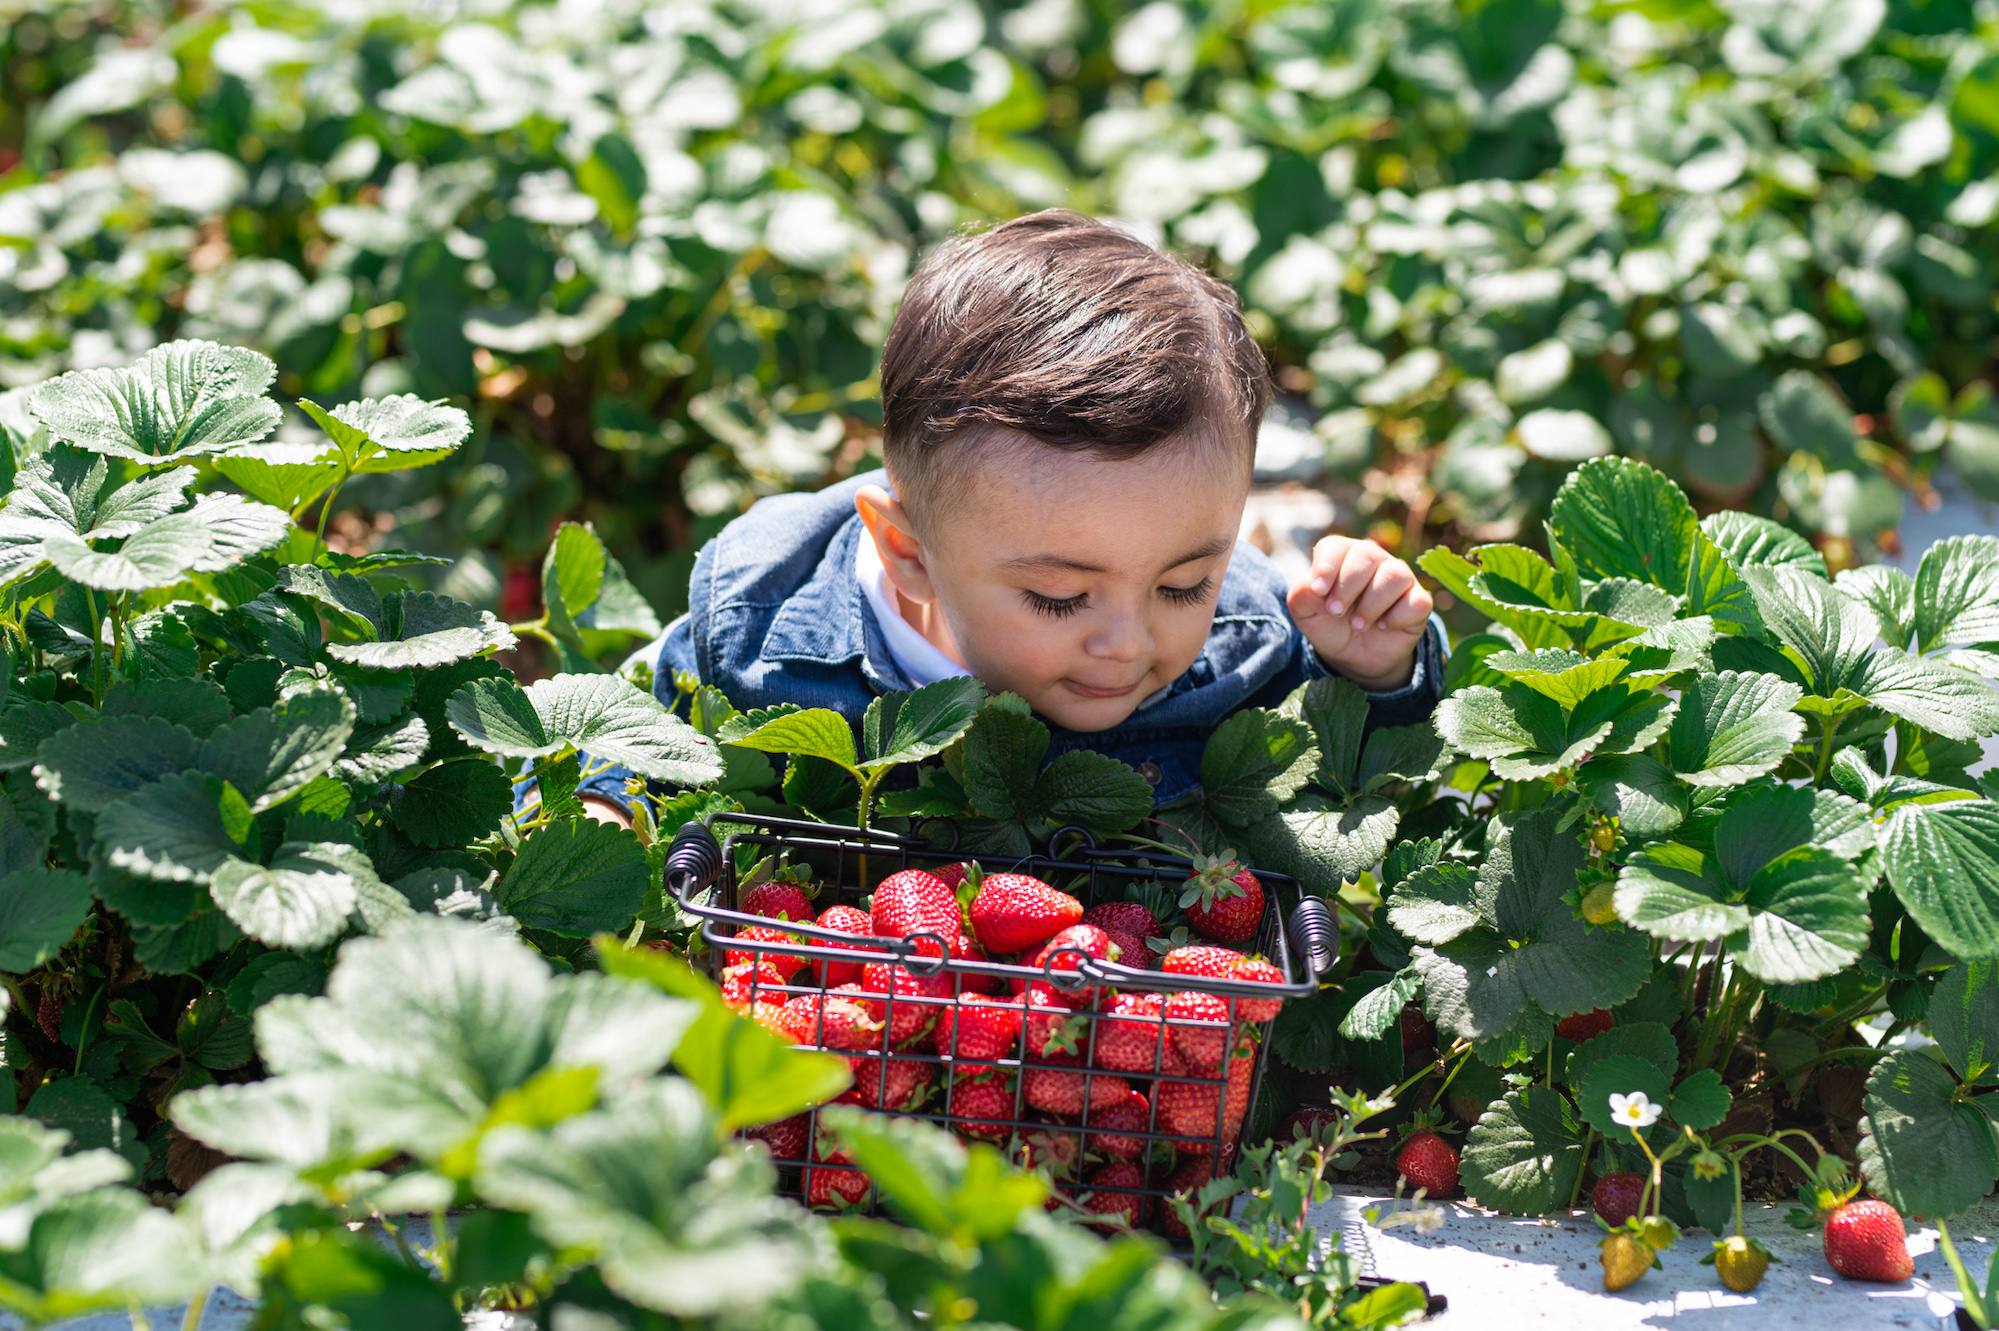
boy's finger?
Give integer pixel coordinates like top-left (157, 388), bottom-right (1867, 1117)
top-left (1352, 563), bottom-right (1416, 627)
top-left (1379, 583), bottom-right (1435, 633)
top-left (1304, 537), bottom-right (1354, 604)
top-left (1329, 545), bottom-right (1381, 623)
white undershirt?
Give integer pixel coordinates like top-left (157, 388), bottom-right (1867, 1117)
top-left (855, 531), bottom-right (973, 687)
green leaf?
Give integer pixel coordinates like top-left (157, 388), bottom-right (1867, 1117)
top-left (1858, 1051), bottom-right (1999, 1219)
top-left (1838, 564), bottom-right (1918, 647)
top-left (209, 840), bottom-right (371, 950)
top-left (44, 514), bottom-right (213, 592)
top-left (1913, 534), bottom-right (1999, 652)
top-left (0, 1185), bottom-right (195, 1321)
top-left (1670, 1069), bottom-right (1731, 1130)
top-left (860, 677), bottom-right (984, 770)
top-left (1340, 969), bottom-right (1420, 1041)
top-left (1271, 983), bottom-right (1348, 1073)
top-left (1386, 861), bottom-right (1482, 945)
top-left (1358, 723), bottom-right (1451, 791)
top-left (391, 758), bottom-right (511, 847)
top-left (1284, 675), bottom-right (1370, 793)
top-left (275, 564), bottom-right (381, 634)
top-left (95, 773), bottom-right (240, 884)
top-left (1436, 683), bottom-right (1670, 781)
top-left (1460, 1087), bottom-right (1586, 1215)
top-left (99, 679), bottom-right (230, 737)
top-left (1031, 750), bottom-right (1153, 835)
top-left (298, 394), bottom-right (471, 473)
top-left (1565, 1021), bottom-right (1678, 1087)
top-left (1484, 651), bottom-right (1631, 708)
top-left (31, 715), bottom-right (201, 812)
top-left (715, 704), bottom-right (857, 773)
top-left (1240, 791), bottom-right (1398, 895)
top-left (1730, 848), bottom-right (1872, 984)
top-left (1848, 648), bottom-right (1999, 741)
top-left (26, 340), bottom-right (282, 464)
top-left (1667, 672), bottom-right (1806, 786)
top-left (0, 704), bottom-right (83, 773)
top-left (1577, 753), bottom-right (1686, 838)
top-left (1548, 458), bottom-right (1760, 634)
top-left (336, 716), bottom-right (431, 784)
top-left (1415, 808), bottom-right (1650, 1050)
top-left (1880, 799), bottom-right (1999, 960)
top-left (497, 819), bottom-right (649, 935)
top-left (471, 1079), bottom-right (820, 1315)
top-left (450, 674), bottom-right (722, 785)
top-left (1576, 1053), bottom-right (1673, 1137)
top-left (1616, 842), bottom-right (1748, 942)
top-left (1198, 708), bottom-right (1316, 826)
top-left (1930, 962), bottom-right (1999, 1085)
top-left (1701, 512), bottom-right (1828, 577)
top-left (326, 592), bottom-right (516, 670)
top-left (197, 685), bottom-right (357, 811)
top-left (0, 868), bottom-right (92, 971)
top-left (213, 441), bottom-right (344, 513)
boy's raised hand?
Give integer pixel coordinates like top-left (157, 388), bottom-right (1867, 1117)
top-left (1286, 535), bottom-right (1433, 691)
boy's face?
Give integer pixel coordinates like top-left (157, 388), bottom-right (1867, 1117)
top-left (893, 437), bottom-right (1248, 733)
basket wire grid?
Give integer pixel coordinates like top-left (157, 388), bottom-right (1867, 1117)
top-left (665, 813), bottom-right (1338, 1236)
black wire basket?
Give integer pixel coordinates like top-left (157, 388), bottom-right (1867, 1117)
top-left (663, 812), bottom-right (1339, 1237)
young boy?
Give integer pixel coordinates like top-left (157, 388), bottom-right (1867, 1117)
top-left (585, 210), bottom-right (1442, 817)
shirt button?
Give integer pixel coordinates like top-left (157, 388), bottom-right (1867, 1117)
top-left (1136, 761), bottom-right (1163, 788)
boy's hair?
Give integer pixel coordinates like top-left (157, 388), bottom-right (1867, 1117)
top-left (879, 210), bottom-right (1271, 520)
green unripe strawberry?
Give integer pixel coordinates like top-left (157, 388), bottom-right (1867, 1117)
top-left (1640, 1215), bottom-right (1680, 1251)
top-left (1601, 1233), bottom-right (1654, 1291)
top-left (1580, 882), bottom-right (1619, 926)
top-left (1704, 1236), bottom-right (1774, 1292)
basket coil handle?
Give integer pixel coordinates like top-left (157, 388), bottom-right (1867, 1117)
top-left (1287, 896), bottom-right (1338, 978)
top-left (665, 821), bottom-right (724, 903)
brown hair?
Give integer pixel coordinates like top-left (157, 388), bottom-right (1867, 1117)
top-left (879, 210), bottom-right (1271, 520)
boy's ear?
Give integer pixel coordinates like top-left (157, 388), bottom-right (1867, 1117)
top-left (856, 484), bottom-right (938, 605)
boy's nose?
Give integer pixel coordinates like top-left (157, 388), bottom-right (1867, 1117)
top-left (1085, 611), bottom-right (1151, 663)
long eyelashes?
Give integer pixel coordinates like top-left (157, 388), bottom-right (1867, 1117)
top-left (1160, 577), bottom-right (1215, 606)
top-left (1021, 579), bottom-right (1215, 619)
top-left (1022, 590), bottom-right (1085, 619)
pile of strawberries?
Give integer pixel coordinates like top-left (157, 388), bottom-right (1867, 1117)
top-left (724, 856), bottom-right (1288, 1234)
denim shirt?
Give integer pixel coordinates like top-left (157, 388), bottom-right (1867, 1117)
top-left (587, 471), bottom-right (1445, 808)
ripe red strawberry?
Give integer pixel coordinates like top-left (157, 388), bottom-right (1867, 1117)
top-left (1080, 1160), bottom-right (1149, 1228)
top-left (1181, 859), bottom-right (1263, 944)
top-left (860, 962), bottom-right (953, 1046)
top-left (1396, 1131), bottom-right (1460, 1198)
top-left (742, 876), bottom-right (814, 922)
top-left (1593, 1172), bottom-right (1646, 1228)
top-left (1023, 1051), bottom-right (1129, 1116)
top-left (1084, 1088), bottom-right (1152, 1160)
top-left (745, 1114), bottom-right (808, 1163)
top-left (1161, 945), bottom-right (1246, 980)
top-left (1158, 1156), bottom-right (1220, 1239)
top-left (946, 1075), bottom-right (1015, 1142)
top-left (755, 996), bottom-right (816, 1045)
top-left (1156, 1044), bottom-right (1253, 1153)
top-left (1231, 956), bottom-right (1285, 1022)
top-left (807, 1143), bottom-right (870, 1209)
top-left (1556, 1008), bottom-right (1615, 1043)
top-left (934, 992), bottom-right (1023, 1071)
top-left (971, 872), bottom-right (1083, 954)
top-left (950, 930), bottom-right (1003, 993)
top-left (870, 868), bottom-right (960, 957)
top-left (851, 1054), bottom-right (933, 1111)
top-left (725, 925), bottom-right (806, 977)
top-left (1165, 991), bottom-right (1233, 1073)
top-left (1823, 1199), bottom-right (1913, 1282)
top-left (1021, 979), bottom-right (1089, 1059)
top-left (720, 961), bottom-right (789, 1012)
top-left (1081, 901), bottom-right (1161, 946)
top-left (786, 986), bottom-right (883, 1052)
top-left (1094, 991), bottom-right (1168, 1073)
top-left (1401, 1002), bottom-right (1438, 1054)
top-left (930, 861), bottom-right (970, 889)
top-left (813, 905), bottom-right (874, 987)
top-left (1029, 923), bottom-right (1116, 1003)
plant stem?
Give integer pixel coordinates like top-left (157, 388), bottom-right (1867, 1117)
top-left (181, 1286), bottom-right (209, 1331)
top-left (1567, 1127), bottom-right (1597, 1211)
top-left (315, 470), bottom-right (350, 546)
top-left (1936, 1220), bottom-right (1994, 1329)
top-left (1769, 1044), bottom-right (1890, 1081)
top-left (1812, 713), bottom-right (1839, 786)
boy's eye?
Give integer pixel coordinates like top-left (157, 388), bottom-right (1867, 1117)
top-left (1159, 577), bottom-right (1215, 606)
top-left (1022, 590), bottom-right (1086, 619)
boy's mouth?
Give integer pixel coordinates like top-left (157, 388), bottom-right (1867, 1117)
top-left (1063, 679), bottom-right (1141, 699)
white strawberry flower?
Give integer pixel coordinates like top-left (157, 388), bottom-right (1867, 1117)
top-left (1609, 1090), bottom-right (1662, 1129)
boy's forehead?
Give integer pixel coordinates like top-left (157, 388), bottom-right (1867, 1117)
top-left (945, 435), bottom-right (1247, 568)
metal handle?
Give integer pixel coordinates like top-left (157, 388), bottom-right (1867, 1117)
top-left (1288, 895), bottom-right (1338, 978)
top-left (665, 821), bottom-right (723, 903)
